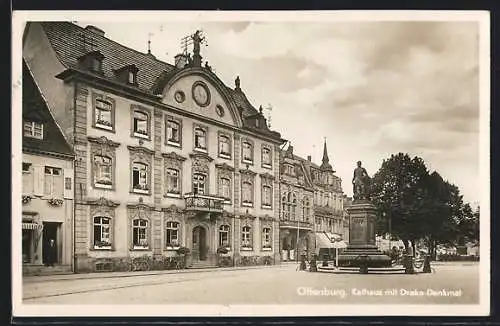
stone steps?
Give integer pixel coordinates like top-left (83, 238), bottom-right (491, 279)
top-left (189, 260), bottom-right (217, 269)
top-left (23, 264), bottom-right (73, 276)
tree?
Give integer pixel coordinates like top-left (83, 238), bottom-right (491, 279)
top-left (370, 153), bottom-right (430, 254)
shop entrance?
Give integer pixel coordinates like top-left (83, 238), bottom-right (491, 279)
top-left (42, 222), bottom-right (60, 266)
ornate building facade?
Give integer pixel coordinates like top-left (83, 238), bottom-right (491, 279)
top-left (23, 22), bottom-right (284, 272)
top-left (22, 61), bottom-right (75, 274)
top-left (278, 141), bottom-right (347, 260)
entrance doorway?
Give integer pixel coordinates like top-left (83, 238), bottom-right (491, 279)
top-left (192, 226), bottom-right (207, 261)
top-left (42, 222), bottom-right (60, 266)
top-left (22, 230), bottom-right (32, 264)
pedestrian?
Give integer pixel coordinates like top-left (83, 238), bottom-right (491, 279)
top-left (46, 239), bottom-right (56, 267)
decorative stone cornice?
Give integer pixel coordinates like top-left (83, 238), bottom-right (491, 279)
top-left (162, 151), bottom-right (187, 162)
top-left (126, 202), bottom-right (155, 210)
top-left (259, 214), bottom-right (274, 221)
top-left (189, 151), bottom-right (214, 162)
top-left (87, 136), bottom-right (120, 148)
top-left (239, 168), bottom-right (257, 176)
top-left (259, 172), bottom-right (275, 180)
top-left (215, 162), bottom-right (235, 172)
top-left (239, 213), bottom-right (257, 220)
top-left (162, 204), bottom-right (185, 214)
top-left (127, 145), bottom-right (155, 156)
top-left (86, 197), bottom-right (120, 208)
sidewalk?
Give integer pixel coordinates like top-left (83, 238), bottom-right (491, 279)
top-left (23, 263), bottom-right (291, 283)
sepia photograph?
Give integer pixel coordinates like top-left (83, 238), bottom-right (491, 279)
top-left (12, 10), bottom-right (490, 317)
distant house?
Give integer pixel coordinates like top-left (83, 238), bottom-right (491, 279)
top-left (22, 60), bottom-right (74, 275)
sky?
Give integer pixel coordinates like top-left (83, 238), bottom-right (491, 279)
top-left (77, 19), bottom-right (481, 206)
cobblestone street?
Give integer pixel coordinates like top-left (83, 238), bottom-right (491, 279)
top-left (23, 262), bottom-right (479, 305)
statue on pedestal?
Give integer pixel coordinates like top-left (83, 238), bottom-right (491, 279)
top-left (352, 161), bottom-right (371, 200)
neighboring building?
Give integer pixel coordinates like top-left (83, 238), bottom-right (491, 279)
top-left (278, 144), bottom-right (314, 261)
top-left (23, 22), bottom-right (284, 272)
top-left (341, 195), bottom-right (352, 242)
top-left (22, 61), bottom-right (75, 274)
top-left (278, 141), bottom-right (347, 260)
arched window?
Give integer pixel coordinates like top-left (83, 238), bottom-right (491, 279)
top-left (282, 194), bottom-right (288, 220)
top-left (220, 177), bottom-right (231, 200)
top-left (218, 134), bottom-right (231, 157)
top-left (94, 155), bottom-right (112, 188)
top-left (132, 219), bottom-right (148, 249)
top-left (291, 193), bottom-right (297, 221)
top-left (166, 221), bottom-right (179, 247)
top-left (133, 110), bottom-right (149, 138)
top-left (241, 226), bottom-right (252, 248)
top-left (262, 227), bottom-right (272, 248)
top-left (132, 162), bottom-right (148, 192)
top-left (166, 168), bottom-right (180, 194)
top-left (193, 173), bottom-right (206, 195)
top-left (194, 127), bottom-right (206, 150)
top-left (219, 225), bottom-right (230, 247)
top-left (242, 181), bottom-right (253, 205)
top-left (93, 216), bottom-right (111, 249)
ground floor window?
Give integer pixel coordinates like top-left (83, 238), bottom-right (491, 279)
top-left (94, 216), bottom-right (111, 249)
top-left (219, 225), bottom-right (230, 248)
top-left (166, 221), bottom-right (179, 247)
top-left (132, 219), bottom-right (148, 249)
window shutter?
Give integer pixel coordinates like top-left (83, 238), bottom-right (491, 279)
top-left (63, 168), bottom-right (73, 199)
top-left (33, 165), bottom-right (44, 196)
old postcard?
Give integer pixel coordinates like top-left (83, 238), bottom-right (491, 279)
top-left (12, 10), bottom-right (490, 317)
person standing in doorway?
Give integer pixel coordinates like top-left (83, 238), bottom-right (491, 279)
top-left (46, 239), bottom-right (56, 267)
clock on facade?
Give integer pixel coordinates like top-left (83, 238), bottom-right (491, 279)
top-left (174, 91), bottom-right (185, 103)
top-left (192, 82), bottom-right (210, 107)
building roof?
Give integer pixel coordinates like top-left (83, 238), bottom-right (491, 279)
top-left (22, 60), bottom-right (74, 158)
top-left (38, 22), bottom-right (279, 139)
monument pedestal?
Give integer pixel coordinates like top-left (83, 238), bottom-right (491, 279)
top-left (338, 200), bottom-right (391, 268)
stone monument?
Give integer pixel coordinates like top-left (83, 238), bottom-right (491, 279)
top-left (337, 161), bottom-right (391, 272)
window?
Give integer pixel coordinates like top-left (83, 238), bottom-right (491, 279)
top-left (133, 110), bottom-right (149, 138)
top-left (128, 71), bottom-right (136, 84)
top-left (193, 173), bottom-right (206, 195)
top-left (166, 221), bottom-right (179, 247)
top-left (241, 226), bottom-right (252, 248)
top-left (22, 162), bottom-right (32, 173)
top-left (262, 185), bottom-right (272, 208)
top-left (93, 216), bottom-right (111, 249)
top-left (166, 168), bottom-right (180, 194)
top-left (65, 177), bottom-right (72, 190)
top-left (44, 166), bottom-right (63, 196)
top-left (132, 219), bottom-right (148, 249)
top-left (242, 141), bottom-right (253, 163)
top-left (285, 164), bottom-right (294, 175)
top-left (262, 227), bottom-right (272, 249)
top-left (262, 147), bottom-right (272, 167)
top-left (23, 121), bottom-right (43, 139)
top-left (242, 181), bottom-right (253, 206)
top-left (281, 195), bottom-right (288, 220)
top-left (92, 58), bottom-right (103, 72)
top-left (218, 135), bottom-right (231, 158)
top-left (220, 177), bottom-right (231, 201)
top-left (166, 120), bottom-right (181, 145)
top-left (194, 127), bottom-right (207, 151)
top-left (291, 193), bottom-right (297, 220)
top-left (22, 163), bottom-right (33, 194)
top-left (132, 162), bottom-right (149, 192)
top-left (94, 155), bottom-right (112, 188)
top-left (95, 99), bottom-right (113, 130)
top-left (219, 225), bottom-right (230, 248)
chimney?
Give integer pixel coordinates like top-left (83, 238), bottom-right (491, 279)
top-left (174, 54), bottom-right (188, 69)
top-left (307, 155), bottom-right (312, 162)
top-left (85, 25), bottom-right (105, 36)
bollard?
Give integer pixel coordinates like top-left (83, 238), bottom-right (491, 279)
top-left (404, 255), bottom-right (415, 274)
top-left (423, 255), bottom-right (431, 273)
top-left (299, 254), bottom-right (307, 271)
top-left (309, 255), bottom-right (318, 272)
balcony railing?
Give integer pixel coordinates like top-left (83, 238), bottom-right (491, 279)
top-left (279, 219), bottom-right (313, 230)
top-left (184, 193), bottom-right (224, 213)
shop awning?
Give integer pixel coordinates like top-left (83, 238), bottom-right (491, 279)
top-left (22, 222), bottom-right (43, 230)
top-left (315, 232), bottom-right (335, 249)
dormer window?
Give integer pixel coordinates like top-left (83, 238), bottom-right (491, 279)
top-left (78, 51), bottom-right (105, 74)
top-left (284, 164), bottom-right (294, 176)
top-left (23, 121), bottom-right (43, 139)
top-left (114, 64), bottom-right (139, 86)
